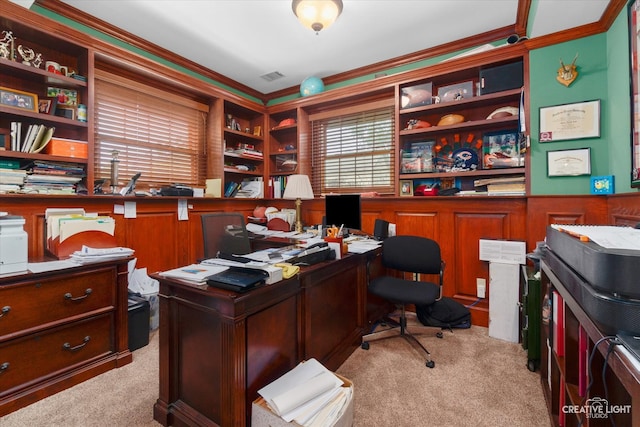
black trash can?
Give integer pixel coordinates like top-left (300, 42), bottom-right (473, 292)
top-left (128, 295), bottom-right (150, 351)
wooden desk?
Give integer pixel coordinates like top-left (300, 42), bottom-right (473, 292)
top-left (0, 259), bottom-right (132, 416)
top-left (153, 252), bottom-right (381, 427)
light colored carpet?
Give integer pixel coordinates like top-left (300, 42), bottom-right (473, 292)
top-left (0, 322), bottom-right (550, 427)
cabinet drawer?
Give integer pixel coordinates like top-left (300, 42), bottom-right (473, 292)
top-left (0, 268), bottom-right (116, 339)
top-left (0, 313), bottom-right (113, 395)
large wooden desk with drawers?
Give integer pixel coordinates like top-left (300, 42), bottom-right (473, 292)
top-left (152, 250), bottom-right (385, 427)
top-left (0, 259), bottom-right (132, 416)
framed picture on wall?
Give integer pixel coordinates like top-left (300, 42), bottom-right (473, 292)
top-left (629, 0), bottom-right (640, 187)
top-left (547, 148), bottom-right (591, 177)
top-left (539, 100), bottom-right (600, 142)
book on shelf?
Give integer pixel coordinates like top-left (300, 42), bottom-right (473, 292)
top-left (224, 181), bottom-right (240, 197)
top-left (552, 290), bottom-right (565, 357)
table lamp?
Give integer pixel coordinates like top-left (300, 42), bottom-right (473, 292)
top-left (282, 174), bottom-right (314, 232)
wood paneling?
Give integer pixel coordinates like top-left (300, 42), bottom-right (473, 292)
top-left (4, 192), bottom-right (639, 328)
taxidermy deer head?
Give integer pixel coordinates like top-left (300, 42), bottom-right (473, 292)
top-left (557, 54), bottom-right (578, 87)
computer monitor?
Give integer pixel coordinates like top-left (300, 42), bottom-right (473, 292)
top-left (324, 194), bottom-right (361, 234)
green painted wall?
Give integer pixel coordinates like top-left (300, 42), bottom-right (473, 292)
top-left (529, 7), bottom-right (635, 195)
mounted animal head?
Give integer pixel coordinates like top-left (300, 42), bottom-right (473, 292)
top-left (557, 53), bottom-right (578, 87)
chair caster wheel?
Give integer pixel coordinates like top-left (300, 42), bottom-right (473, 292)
top-left (361, 342), bottom-right (370, 350)
top-left (436, 331), bottom-right (443, 339)
top-left (426, 360), bottom-right (435, 368)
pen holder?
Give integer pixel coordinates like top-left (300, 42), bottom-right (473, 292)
top-left (324, 236), bottom-right (347, 255)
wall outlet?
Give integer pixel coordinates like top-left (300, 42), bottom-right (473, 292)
top-left (388, 223), bottom-right (396, 237)
top-left (476, 278), bottom-right (486, 299)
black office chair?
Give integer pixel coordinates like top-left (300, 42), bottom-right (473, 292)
top-left (201, 212), bottom-right (252, 259)
top-left (361, 235), bottom-right (444, 368)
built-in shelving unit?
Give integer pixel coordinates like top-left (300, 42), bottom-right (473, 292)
top-left (0, 15), bottom-right (91, 194)
top-left (222, 100), bottom-right (266, 197)
top-left (396, 57), bottom-right (525, 195)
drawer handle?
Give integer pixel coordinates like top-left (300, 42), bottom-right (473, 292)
top-left (63, 336), bottom-right (91, 352)
top-left (64, 288), bottom-right (93, 302)
top-left (0, 306), bottom-right (10, 319)
top-left (0, 362), bottom-right (8, 373)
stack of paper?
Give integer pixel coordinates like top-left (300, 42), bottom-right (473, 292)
top-left (69, 246), bottom-right (135, 264)
top-left (258, 358), bottom-right (351, 426)
top-left (158, 263), bottom-right (229, 284)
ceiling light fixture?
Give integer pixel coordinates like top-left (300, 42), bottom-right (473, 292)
top-left (292, 0), bottom-right (343, 34)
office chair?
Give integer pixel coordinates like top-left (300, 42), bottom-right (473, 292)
top-left (200, 212), bottom-right (252, 259)
top-left (361, 235), bottom-right (444, 368)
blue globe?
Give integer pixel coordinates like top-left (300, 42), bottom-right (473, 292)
top-left (300, 76), bottom-right (325, 97)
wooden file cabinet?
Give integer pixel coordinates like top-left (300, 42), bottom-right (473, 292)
top-left (0, 259), bottom-right (132, 416)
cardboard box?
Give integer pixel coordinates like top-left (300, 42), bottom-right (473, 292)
top-left (252, 375), bottom-right (354, 427)
top-left (45, 137), bottom-right (88, 158)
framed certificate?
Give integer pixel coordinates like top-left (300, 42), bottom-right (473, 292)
top-left (539, 100), bottom-right (600, 142)
top-left (547, 148), bottom-right (591, 177)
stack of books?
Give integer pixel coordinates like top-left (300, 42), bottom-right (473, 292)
top-left (22, 160), bottom-right (85, 194)
top-left (474, 176), bottom-right (525, 195)
top-left (0, 159), bottom-right (26, 193)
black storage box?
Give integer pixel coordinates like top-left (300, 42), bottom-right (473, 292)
top-left (128, 295), bottom-right (150, 351)
top-left (479, 60), bottom-right (523, 95)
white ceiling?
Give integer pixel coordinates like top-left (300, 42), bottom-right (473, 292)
top-left (43, 0), bottom-right (612, 95)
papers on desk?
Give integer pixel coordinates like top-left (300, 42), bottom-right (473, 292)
top-left (346, 237), bottom-right (382, 254)
top-left (69, 246), bottom-right (135, 265)
top-left (258, 358), bottom-right (351, 426)
top-left (245, 222), bottom-right (315, 240)
top-left (159, 263), bottom-right (229, 284)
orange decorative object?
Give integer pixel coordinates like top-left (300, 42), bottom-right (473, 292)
top-left (276, 118), bottom-right (296, 128)
top-left (45, 138), bottom-right (88, 158)
top-left (437, 114), bottom-right (464, 126)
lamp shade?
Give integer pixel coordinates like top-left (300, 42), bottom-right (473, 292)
top-left (292, 0), bottom-right (343, 33)
top-left (283, 174), bottom-right (314, 200)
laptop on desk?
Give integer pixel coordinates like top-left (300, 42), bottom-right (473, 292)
top-left (207, 267), bottom-right (269, 292)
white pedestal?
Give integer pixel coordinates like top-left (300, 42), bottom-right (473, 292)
top-left (488, 262), bottom-right (520, 343)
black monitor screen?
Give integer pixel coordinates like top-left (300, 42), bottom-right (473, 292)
top-left (325, 194), bottom-right (361, 232)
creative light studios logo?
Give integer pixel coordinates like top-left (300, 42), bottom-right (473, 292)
top-left (562, 397), bottom-right (631, 419)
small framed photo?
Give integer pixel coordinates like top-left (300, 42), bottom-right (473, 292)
top-left (38, 99), bottom-right (52, 114)
top-left (0, 87), bottom-right (38, 112)
top-left (253, 125), bottom-right (262, 136)
top-left (55, 105), bottom-right (76, 120)
top-left (46, 86), bottom-right (78, 106)
top-left (547, 148), bottom-right (591, 177)
top-left (400, 180), bottom-right (414, 196)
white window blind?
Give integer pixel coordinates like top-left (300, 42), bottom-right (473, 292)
top-left (310, 102), bottom-right (395, 194)
top-left (94, 70), bottom-right (208, 189)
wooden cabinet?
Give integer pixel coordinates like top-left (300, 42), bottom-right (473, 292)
top-left (0, 259), bottom-right (132, 416)
top-left (540, 257), bottom-right (640, 426)
top-left (223, 100), bottom-right (266, 197)
top-left (0, 15), bottom-right (92, 194)
top-left (396, 57), bottom-right (525, 195)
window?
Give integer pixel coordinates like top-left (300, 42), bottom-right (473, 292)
top-left (94, 70), bottom-right (208, 190)
top-left (310, 100), bottom-right (395, 195)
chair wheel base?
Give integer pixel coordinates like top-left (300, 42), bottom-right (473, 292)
top-left (426, 360), bottom-right (435, 368)
top-left (436, 331), bottom-right (443, 339)
top-left (361, 342), bottom-right (370, 350)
